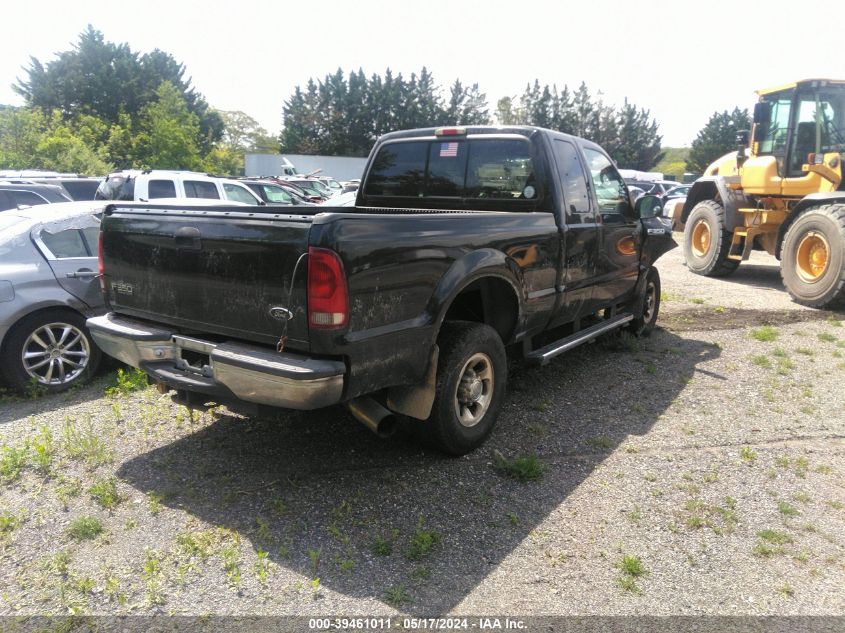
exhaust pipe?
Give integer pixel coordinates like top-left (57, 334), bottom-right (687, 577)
top-left (346, 397), bottom-right (398, 438)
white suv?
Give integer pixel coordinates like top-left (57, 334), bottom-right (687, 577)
top-left (95, 170), bottom-right (264, 205)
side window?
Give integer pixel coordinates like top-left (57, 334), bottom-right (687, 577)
top-left (223, 183), bottom-right (259, 205)
top-left (148, 179), bottom-right (176, 199)
top-left (552, 140), bottom-right (591, 220)
top-left (364, 141), bottom-right (428, 197)
top-left (583, 148), bottom-right (631, 221)
top-left (39, 229), bottom-right (89, 259)
top-left (81, 227), bottom-right (100, 255)
top-left (184, 180), bottom-right (220, 199)
top-left (10, 191), bottom-right (48, 207)
top-left (465, 139), bottom-right (536, 201)
top-left (0, 191), bottom-right (11, 211)
top-left (261, 185), bottom-right (293, 204)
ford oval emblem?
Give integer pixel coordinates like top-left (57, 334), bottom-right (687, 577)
top-left (269, 306), bottom-right (293, 321)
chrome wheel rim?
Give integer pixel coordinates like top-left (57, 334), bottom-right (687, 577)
top-left (643, 280), bottom-right (657, 322)
top-left (22, 322), bottom-right (90, 386)
top-left (453, 352), bottom-right (494, 428)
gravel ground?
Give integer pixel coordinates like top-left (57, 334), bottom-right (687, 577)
top-left (0, 242), bottom-right (843, 618)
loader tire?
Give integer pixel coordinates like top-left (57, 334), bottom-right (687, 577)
top-left (683, 200), bottom-right (740, 277)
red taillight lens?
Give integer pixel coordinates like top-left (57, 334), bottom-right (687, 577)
top-left (97, 230), bottom-right (105, 292)
top-left (307, 247), bottom-right (348, 329)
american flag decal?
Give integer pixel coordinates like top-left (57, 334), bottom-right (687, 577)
top-left (439, 142), bottom-right (459, 157)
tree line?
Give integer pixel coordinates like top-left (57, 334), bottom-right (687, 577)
top-left (1, 26), bottom-right (748, 176)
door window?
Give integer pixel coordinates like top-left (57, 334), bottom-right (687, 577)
top-left (223, 183), bottom-right (260, 204)
top-left (259, 185), bottom-right (293, 203)
top-left (184, 180), bottom-right (220, 199)
top-left (552, 140), bottom-right (592, 221)
top-left (10, 190), bottom-right (49, 207)
top-left (583, 148), bottom-right (631, 221)
top-left (148, 179), bottom-right (177, 198)
top-left (39, 229), bottom-right (89, 259)
top-left (757, 95), bottom-right (792, 157)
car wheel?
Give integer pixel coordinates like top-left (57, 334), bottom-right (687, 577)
top-left (780, 204), bottom-right (845, 308)
top-left (0, 309), bottom-right (102, 393)
top-left (419, 321), bottom-right (507, 456)
top-left (683, 200), bottom-right (740, 277)
top-left (627, 267), bottom-right (661, 336)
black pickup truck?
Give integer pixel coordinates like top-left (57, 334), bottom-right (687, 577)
top-left (88, 126), bottom-right (675, 454)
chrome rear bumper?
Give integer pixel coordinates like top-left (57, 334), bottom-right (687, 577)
top-left (87, 313), bottom-right (344, 410)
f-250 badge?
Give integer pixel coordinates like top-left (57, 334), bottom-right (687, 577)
top-left (111, 281), bottom-right (134, 295)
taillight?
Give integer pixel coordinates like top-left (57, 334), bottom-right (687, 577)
top-left (97, 230), bottom-right (105, 292)
top-left (307, 247), bottom-right (348, 329)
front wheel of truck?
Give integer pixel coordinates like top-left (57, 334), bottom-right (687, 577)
top-left (420, 321), bottom-right (507, 456)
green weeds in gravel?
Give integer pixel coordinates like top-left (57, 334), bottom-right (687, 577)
top-left (89, 477), bottom-right (122, 510)
top-left (142, 549), bottom-right (164, 605)
top-left (751, 355), bottom-right (772, 368)
top-left (818, 332), bottom-right (838, 343)
top-left (148, 492), bottom-right (164, 515)
top-left (758, 529), bottom-right (793, 545)
top-left (384, 584), bottom-right (411, 605)
top-left (617, 554), bottom-right (648, 594)
top-left (0, 510), bottom-right (25, 537)
top-left (176, 529), bottom-right (219, 560)
top-left (67, 516), bottom-right (103, 541)
top-left (751, 326), bottom-right (778, 342)
top-left (778, 501), bottom-right (800, 517)
top-left (404, 520), bottom-right (441, 561)
top-left (105, 367), bottom-right (148, 397)
top-left (371, 532), bottom-right (395, 556)
top-left (221, 544), bottom-right (241, 587)
top-left (56, 476), bottom-right (82, 509)
top-left (31, 425), bottom-right (55, 475)
top-left (307, 548), bottom-right (322, 572)
top-left (587, 436), bottom-right (614, 451)
top-left (740, 446), bottom-right (758, 463)
top-left (0, 444), bottom-right (28, 483)
top-left (493, 452), bottom-right (547, 482)
top-left (62, 416), bottom-right (113, 467)
top-left (778, 583), bottom-right (795, 597)
top-left (795, 347), bottom-right (814, 356)
top-left (255, 548), bottom-right (270, 583)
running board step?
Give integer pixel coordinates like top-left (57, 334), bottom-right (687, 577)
top-left (526, 314), bottom-right (634, 365)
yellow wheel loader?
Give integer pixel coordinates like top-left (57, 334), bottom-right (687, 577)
top-left (681, 79), bottom-right (845, 308)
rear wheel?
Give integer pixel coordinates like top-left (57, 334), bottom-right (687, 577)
top-left (418, 322), bottom-right (507, 456)
top-left (781, 204), bottom-right (845, 308)
top-left (683, 200), bottom-right (740, 277)
top-left (0, 309), bottom-right (101, 393)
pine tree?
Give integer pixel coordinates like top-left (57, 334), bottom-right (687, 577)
top-left (686, 107), bottom-right (751, 172)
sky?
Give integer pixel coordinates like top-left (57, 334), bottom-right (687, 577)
top-left (0, 0), bottom-right (842, 147)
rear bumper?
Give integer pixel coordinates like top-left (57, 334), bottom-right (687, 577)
top-left (87, 313), bottom-right (345, 410)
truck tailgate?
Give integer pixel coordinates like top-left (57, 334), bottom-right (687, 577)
top-left (101, 205), bottom-right (312, 349)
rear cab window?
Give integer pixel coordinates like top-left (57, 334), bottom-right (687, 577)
top-left (184, 180), bottom-right (220, 199)
top-left (148, 179), bottom-right (177, 198)
top-left (363, 135), bottom-right (545, 211)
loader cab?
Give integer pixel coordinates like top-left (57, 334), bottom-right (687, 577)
top-left (751, 80), bottom-right (845, 193)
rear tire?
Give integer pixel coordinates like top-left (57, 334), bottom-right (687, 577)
top-left (683, 200), bottom-right (740, 277)
top-left (0, 309), bottom-right (101, 393)
top-left (780, 204), bottom-right (845, 308)
top-left (418, 322), bottom-right (507, 456)
top-left (627, 267), bottom-right (661, 336)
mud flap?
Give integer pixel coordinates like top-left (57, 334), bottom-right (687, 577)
top-left (386, 345), bottom-right (439, 420)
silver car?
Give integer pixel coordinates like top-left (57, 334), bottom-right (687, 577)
top-left (0, 202), bottom-right (107, 392)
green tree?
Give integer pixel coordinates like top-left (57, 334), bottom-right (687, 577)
top-left (0, 106), bottom-right (47, 169)
top-left (134, 82), bottom-right (202, 170)
top-left (14, 25), bottom-right (222, 149)
top-left (686, 107), bottom-right (751, 172)
top-left (217, 110), bottom-right (277, 152)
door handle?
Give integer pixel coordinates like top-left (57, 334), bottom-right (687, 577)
top-left (66, 270), bottom-right (99, 278)
top-left (174, 226), bottom-right (202, 250)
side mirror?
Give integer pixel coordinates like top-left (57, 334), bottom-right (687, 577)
top-left (753, 102), bottom-right (771, 125)
top-left (736, 130), bottom-right (750, 147)
top-left (635, 194), bottom-right (663, 219)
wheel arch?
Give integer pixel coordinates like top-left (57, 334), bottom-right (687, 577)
top-left (0, 303), bottom-right (88, 356)
top-left (681, 177), bottom-right (749, 231)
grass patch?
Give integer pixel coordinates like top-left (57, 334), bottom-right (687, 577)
top-left (371, 534), bottom-right (393, 556)
top-left (89, 477), bottom-right (122, 509)
top-left (67, 516), bottom-right (104, 541)
top-left (0, 511), bottom-right (25, 536)
top-left (617, 554), bottom-right (648, 594)
top-left (740, 446), bottom-right (757, 463)
top-left (493, 452), bottom-right (547, 482)
top-left (587, 435), bottom-right (614, 451)
top-left (176, 529), bottom-right (220, 560)
top-left (0, 444), bottom-right (28, 483)
top-left (404, 521), bottom-right (441, 562)
top-left (817, 332), bottom-right (838, 343)
top-left (62, 417), bottom-right (113, 467)
top-left (384, 584), bottom-right (411, 606)
top-left (750, 354), bottom-right (771, 368)
top-left (778, 501), bottom-right (800, 517)
top-left (104, 367), bottom-right (148, 397)
top-left (758, 529), bottom-right (793, 545)
top-left (751, 326), bottom-right (778, 342)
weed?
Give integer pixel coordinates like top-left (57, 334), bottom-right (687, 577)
top-left (617, 554), bottom-right (648, 594)
top-left (690, 297), bottom-right (706, 305)
top-left (818, 332), bottom-right (837, 343)
top-left (142, 549), bottom-right (164, 605)
top-left (751, 326), bottom-right (778, 342)
top-left (104, 367), bottom-right (148, 397)
top-left (703, 471), bottom-right (719, 483)
top-left (148, 492), bottom-right (164, 516)
top-left (530, 400), bottom-right (551, 412)
top-left (793, 492), bottom-right (812, 504)
top-left (307, 548), bottom-right (321, 573)
top-left (645, 361), bottom-right (657, 375)
top-left (89, 477), bottom-right (122, 510)
top-left (337, 557), bottom-right (355, 573)
top-left (772, 348), bottom-right (789, 358)
top-left (825, 500), bottom-right (843, 510)
top-left (795, 347), bottom-right (814, 356)
top-left (493, 452), bottom-right (547, 482)
top-left (714, 306), bottom-right (726, 314)
top-left (271, 498), bottom-right (288, 516)
top-left (404, 520), bottom-right (442, 561)
top-left (221, 545), bottom-right (241, 587)
top-left (104, 576), bottom-right (126, 604)
top-left (753, 541), bottom-right (784, 558)
top-left (384, 584), bottom-right (411, 606)
top-left (62, 417), bottom-right (113, 467)
top-left (176, 530), bottom-right (218, 560)
top-left (31, 425), bottom-right (55, 475)
top-left (412, 565), bottom-right (432, 581)
top-left (255, 516), bottom-right (275, 543)
top-left (617, 575), bottom-right (641, 594)
top-left (775, 456), bottom-right (790, 468)
top-left (587, 436), bottom-right (614, 450)
top-left (67, 516), bottom-right (103, 540)
top-left (758, 529), bottom-right (793, 545)
top-left (815, 465), bottom-right (833, 475)
top-left (0, 444), bottom-right (28, 482)
top-left (0, 510), bottom-right (24, 536)
top-left (778, 501), bottom-right (800, 517)
top-left (507, 512), bottom-right (521, 526)
top-left (779, 583), bottom-right (795, 597)
top-left (627, 508), bottom-right (642, 525)
top-left (793, 456), bottom-right (809, 478)
top-left (255, 549), bottom-right (270, 583)
top-left (369, 533), bottom-right (393, 556)
top-left (750, 354), bottom-right (771, 368)
top-left (740, 446), bottom-right (758, 463)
